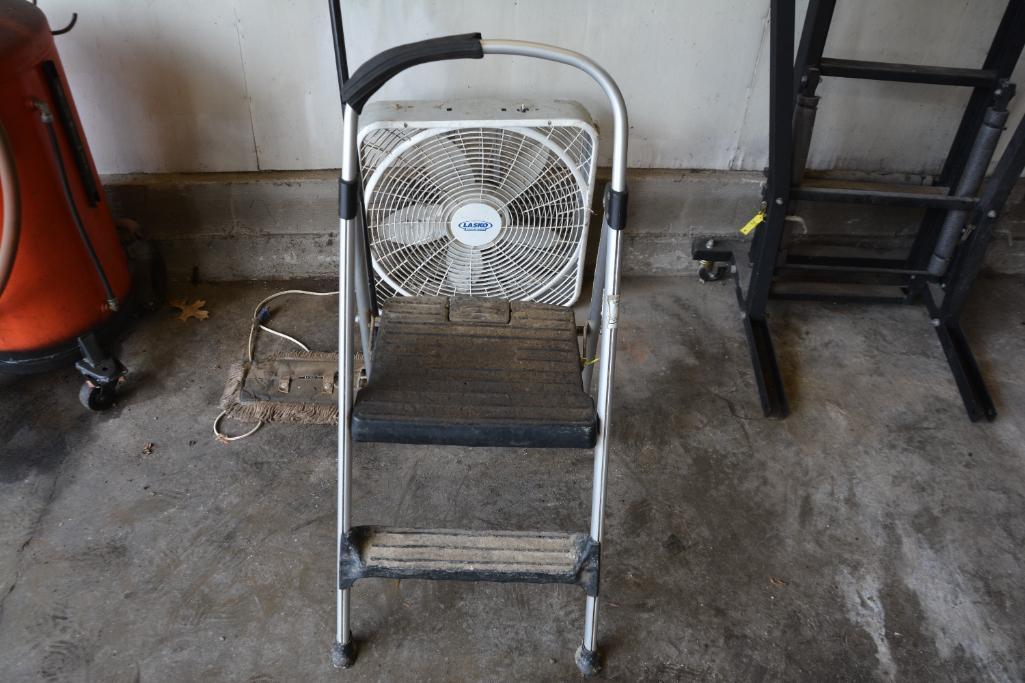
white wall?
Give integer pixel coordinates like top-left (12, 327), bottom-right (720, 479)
top-left (43, 0), bottom-right (1025, 175)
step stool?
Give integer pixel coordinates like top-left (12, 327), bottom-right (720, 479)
top-left (329, 32), bottom-right (631, 677)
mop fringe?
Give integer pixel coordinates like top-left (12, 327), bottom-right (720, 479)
top-left (220, 350), bottom-right (339, 425)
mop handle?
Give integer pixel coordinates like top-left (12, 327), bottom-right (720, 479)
top-left (341, 33), bottom-right (484, 113)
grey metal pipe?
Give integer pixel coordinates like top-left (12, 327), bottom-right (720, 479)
top-left (929, 106), bottom-right (1010, 276)
top-left (581, 223), bottom-right (607, 392)
top-left (791, 94), bottom-right (819, 184)
top-left (480, 40), bottom-right (628, 193)
top-left (336, 104), bottom-right (359, 653)
top-left (0, 119), bottom-right (21, 301)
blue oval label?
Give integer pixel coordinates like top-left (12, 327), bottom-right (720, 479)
top-left (458, 221), bottom-right (494, 231)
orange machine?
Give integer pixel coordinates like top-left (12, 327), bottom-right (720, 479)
top-left (0, 1), bottom-right (137, 409)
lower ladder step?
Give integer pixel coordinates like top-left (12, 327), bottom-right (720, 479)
top-left (339, 527), bottom-right (599, 595)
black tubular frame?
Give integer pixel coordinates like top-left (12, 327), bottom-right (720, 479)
top-left (328, 0), bottom-right (379, 314)
top-left (693, 0), bottom-right (1025, 422)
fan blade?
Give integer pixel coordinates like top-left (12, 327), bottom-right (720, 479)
top-left (503, 225), bottom-right (562, 253)
top-left (379, 204), bottom-right (448, 246)
top-left (420, 136), bottom-right (472, 195)
top-left (446, 248), bottom-right (483, 293)
top-left (500, 225), bottom-right (565, 282)
top-left (501, 140), bottom-right (551, 200)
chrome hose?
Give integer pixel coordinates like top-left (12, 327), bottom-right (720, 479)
top-left (0, 118), bottom-right (21, 300)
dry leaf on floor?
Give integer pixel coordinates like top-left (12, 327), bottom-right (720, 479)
top-left (170, 298), bottom-right (210, 322)
top-left (769, 576), bottom-right (788, 587)
top-left (142, 442), bottom-right (154, 455)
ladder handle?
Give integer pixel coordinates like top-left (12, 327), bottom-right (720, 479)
top-left (340, 37), bottom-right (629, 196)
top-left (341, 33), bottom-right (484, 113)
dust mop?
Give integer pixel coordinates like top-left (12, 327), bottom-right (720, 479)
top-left (215, 290), bottom-right (342, 441)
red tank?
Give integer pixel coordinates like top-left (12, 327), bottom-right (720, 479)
top-left (0, 0), bottom-right (131, 358)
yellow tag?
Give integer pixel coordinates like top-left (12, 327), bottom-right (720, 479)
top-left (739, 211), bottom-right (765, 236)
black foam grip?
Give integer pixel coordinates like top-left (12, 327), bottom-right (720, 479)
top-left (605, 185), bottom-right (628, 230)
top-left (341, 33), bottom-right (484, 113)
top-left (339, 177), bottom-right (359, 220)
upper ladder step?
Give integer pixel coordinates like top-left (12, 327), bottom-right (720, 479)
top-left (338, 527), bottom-right (600, 595)
top-left (791, 182), bottom-right (978, 210)
top-left (818, 58), bottom-right (1000, 88)
top-left (352, 296), bottom-right (597, 449)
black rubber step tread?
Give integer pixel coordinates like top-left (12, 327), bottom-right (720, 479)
top-left (338, 526), bottom-right (600, 595)
top-left (352, 296), bottom-right (597, 448)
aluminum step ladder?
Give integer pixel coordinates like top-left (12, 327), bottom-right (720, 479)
top-left (692, 0), bottom-right (1025, 422)
top-left (328, 31), bottom-right (631, 677)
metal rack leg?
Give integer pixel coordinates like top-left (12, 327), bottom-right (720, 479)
top-left (332, 106), bottom-right (359, 670)
top-left (742, 0), bottom-right (796, 419)
top-left (332, 276), bottom-right (357, 665)
top-left (332, 284), bottom-right (357, 668)
top-left (577, 223), bottom-right (622, 677)
top-left (744, 315), bottom-right (789, 418)
top-left (932, 318), bottom-right (997, 422)
top-left (577, 596), bottom-right (601, 675)
top-left (926, 105), bottom-right (1025, 422)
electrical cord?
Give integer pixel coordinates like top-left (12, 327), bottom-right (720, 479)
top-left (246, 289), bottom-right (339, 362)
top-left (213, 410), bottom-right (262, 442)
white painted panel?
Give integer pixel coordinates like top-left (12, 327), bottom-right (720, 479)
top-left (44, 0), bottom-right (258, 173)
top-left (803, 0), bottom-right (1025, 174)
top-left (39, 0), bottom-right (1025, 175)
top-left (232, 0), bottom-right (343, 170)
top-left (326, 0), bottom-right (775, 172)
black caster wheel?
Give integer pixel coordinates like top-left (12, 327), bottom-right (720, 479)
top-left (79, 382), bottom-right (117, 411)
top-left (698, 261), bottom-right (728, 282)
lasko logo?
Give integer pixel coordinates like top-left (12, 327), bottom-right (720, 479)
top-left (458, 221), bottom-right (494, 231)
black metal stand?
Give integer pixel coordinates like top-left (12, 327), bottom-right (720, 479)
top-left (694, 0), bottom-right (1025, 422)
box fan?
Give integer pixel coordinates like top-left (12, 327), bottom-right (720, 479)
top-left (357, 99), bottom-right (599, 305)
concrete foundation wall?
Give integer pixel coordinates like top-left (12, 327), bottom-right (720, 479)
top-left (104, 171), bottom-right (1025, 282)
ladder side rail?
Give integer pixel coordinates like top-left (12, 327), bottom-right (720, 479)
top-left (746, 0), bottom-right (796, 321)
top-left (907, 0), bottom-right (1025, 271)
top-left (941, 107), bottom-right (1025, 319)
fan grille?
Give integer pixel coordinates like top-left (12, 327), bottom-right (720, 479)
top-left (360, 122), bottom-right (595, 305)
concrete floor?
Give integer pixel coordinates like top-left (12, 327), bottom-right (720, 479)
top-left (1, 274), bottom-right (1024, 682)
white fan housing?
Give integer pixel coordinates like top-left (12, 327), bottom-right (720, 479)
top-left (358, 99), bottom-right (599, 305)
